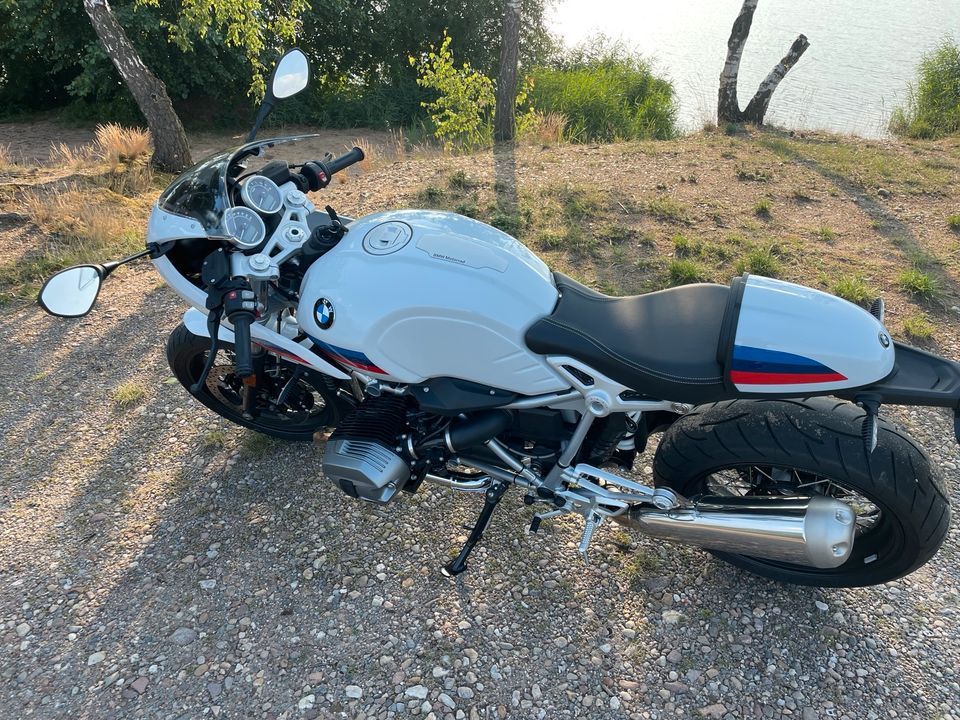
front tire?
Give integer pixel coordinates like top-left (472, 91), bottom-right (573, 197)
top-left (167, 323), bottom-right (343, 441)
top-left (653, 398), bottom-right (950, 587)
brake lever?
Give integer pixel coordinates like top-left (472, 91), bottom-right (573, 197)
top-left (191, 307), bottom-right (223, 394)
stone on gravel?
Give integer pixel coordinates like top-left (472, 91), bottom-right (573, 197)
top-left (298, 694), bottom-right (315, 710)
top-left (406, 685), bottom-right (429, 699)
top-left (698, 703), bottom-right (727, 718)
top-left (129, 677), bottom-right (148, 695)
top-left (815, 600), bottom-right (829, 611)
top-left (198, 579), bottom-right (216, 590)
top-left (87, 652), bottom-right (105, 666)
top-left (15, 623), bottom-right (30, 637)
top-left (662, 610), bottom-right (683, 624)
top-left (170, 627), bottom-right (197, 646)
top-left (345, 685), bottom-right (362, 699)
top-left (438, 692), bottom-right (456, 709)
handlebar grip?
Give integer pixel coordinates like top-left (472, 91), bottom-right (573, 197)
top-left (231, 312), bottom-right (255, 378)
top-left (323, 146), bottom-right (365, 176)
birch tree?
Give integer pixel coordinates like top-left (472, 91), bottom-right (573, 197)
top-left (82, 0), bottom-right (192, 171)
top-left (718, 0), bottom-right (809, 125)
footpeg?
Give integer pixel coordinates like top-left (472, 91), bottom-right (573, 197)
top-left (578, 512), bottom-right (602, 564)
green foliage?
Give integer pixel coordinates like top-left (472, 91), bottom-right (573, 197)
top-left (527, 38), bottom-right (677, 142)
top-left (754, 198), bottom-right (772, 218)
top-left (897, 268), bottom-right (937, 298)
top-left (891, 41), bottom-right (960, 139)
top-left (644, 196), bottom-right (689, 223)
top-left (947, 214), bottom-right (960, 231)
top-left (410, 33), bottom-right (495, 150)
top-left (137, 0), bottom-right (308, 99)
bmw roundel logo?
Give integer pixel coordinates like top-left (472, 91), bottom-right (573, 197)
top-left (315, 298), bottom-right (335, 329)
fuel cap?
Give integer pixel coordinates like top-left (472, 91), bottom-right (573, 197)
top-left (363, 221), bottom-right (413, 255)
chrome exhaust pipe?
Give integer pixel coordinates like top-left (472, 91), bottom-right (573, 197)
top-left (620, 495), bottom-right (856, 569)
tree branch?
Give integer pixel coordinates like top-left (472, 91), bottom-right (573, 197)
top-left (742, 34), bottom-right (810, 124)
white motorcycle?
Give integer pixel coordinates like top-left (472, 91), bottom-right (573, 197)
top-left (38, 49), bottom-right (955, 587)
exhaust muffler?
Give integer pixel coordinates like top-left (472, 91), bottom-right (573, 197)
top-left (620, 495), bottom-right (856, 569)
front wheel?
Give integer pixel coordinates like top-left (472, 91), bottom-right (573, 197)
top-left (652, 398), bottom-right (950, 587)
top-left (167, 323), bottom-right (344, 441)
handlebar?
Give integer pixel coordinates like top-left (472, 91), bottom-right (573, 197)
top-left (322, 146), bottom-right (365, 176)
top-left (297, 147), bottom-right (366, 192)
top-left (231, 311), bottom-right (255, 377)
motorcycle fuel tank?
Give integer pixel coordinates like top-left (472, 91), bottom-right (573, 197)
top-left (298, 209), bottom-right (569, 394)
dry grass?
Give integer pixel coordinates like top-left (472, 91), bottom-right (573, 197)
top-left (0, 143), bottom-right (14, 170)
top-left (95, 123), bottom-right (151, 167)
top-left (48, 142), bottom-right (98, 170)
top-left (112, 382), bottom-right (146, 408)
top-left (352, 137), bottom-right (375, 172)
top-left (524, 112), bottom-right (568, 146)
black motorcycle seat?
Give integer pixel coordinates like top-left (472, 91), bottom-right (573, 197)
top-left (525, 273), bottom-right (731, 403)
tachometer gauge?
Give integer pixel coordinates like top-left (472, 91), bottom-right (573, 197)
top-left (222, 206), bottom-right (266, 249)
top-left (240, 175), bottom-right (283, 215)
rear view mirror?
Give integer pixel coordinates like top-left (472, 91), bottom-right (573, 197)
top-left (271, 49), bottom-right (309, 100)
top-left (38, 265), bottom-right (103, 318)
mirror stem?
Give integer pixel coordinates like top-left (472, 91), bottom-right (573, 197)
top-left (247, 99), bottom-right (275, 143)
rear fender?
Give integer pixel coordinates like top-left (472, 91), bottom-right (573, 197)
top-left (181, 308), bottom-right (350, 380)
top-left (719, 275), bottom-right (895, 395)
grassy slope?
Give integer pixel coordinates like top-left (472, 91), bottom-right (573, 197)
top-left (1, 125), bottom-right (959, 351)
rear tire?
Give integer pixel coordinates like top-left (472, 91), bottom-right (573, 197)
top-left (653, 398), bottom-right (950, 587)
top-left (167, 323), bottom-right (343, 441)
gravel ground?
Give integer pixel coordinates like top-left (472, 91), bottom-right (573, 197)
top-left (1, 273), bottom-right (958, 720)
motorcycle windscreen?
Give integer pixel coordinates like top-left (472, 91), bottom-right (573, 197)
top-left (718, 274), bottom-right (895, 395)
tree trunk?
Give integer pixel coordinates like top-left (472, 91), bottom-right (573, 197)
top-left (82, 0), bottom-right (192, 172)
top-left (742, 35), bottom-right (810, 123)
top-left (717, 0), bottom-right (809, 126)
top-left (494, 0), bottom-right (522, 143)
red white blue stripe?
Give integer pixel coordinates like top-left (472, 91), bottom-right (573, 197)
top-left (731, 345), bottom-right (847, 385)
top-left (308, 335), bottom-right (386, 374)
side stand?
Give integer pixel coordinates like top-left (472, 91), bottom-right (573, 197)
top-left (441, 481), bottom-right (509, 577)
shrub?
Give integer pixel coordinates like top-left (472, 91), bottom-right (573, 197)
top-left (897, 268), bottom-right (937, 298)
top-left (890, 41), bottom-right (960, 139)
top-left (410, 33), bottom-right (494, 150)
top-left (94, 123), bottom-right (151, 166)
top-left (527, 39), bottom-right (677, 142)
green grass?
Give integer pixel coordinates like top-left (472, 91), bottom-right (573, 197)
top-left (903, 312), bottom-right (935, 339)
top-left (890, 41), bottom-right (960, 139)
top-left (760, 135), bottom-right (952, 195)
top-left (947, 214), bottom-right (960, 231)
top-left (201, 430), bottom-right (227, 449)
top-left (595, 222), bottom-right (635, 245)
top-left (735, 246), bottom-right (783, 277)
top-left (832, 274), bottom-right (874, 305)
top-left (620, 551), bottom-right (665, 589)
top-left (242, 432), bottom-right (280, 458)
top-left (736, 165), bottom-right (773, 182)
top-left (448, 170), bottom-right (478, 192)
top-left (897, 268), bottom-right (937, 298)
top-left (817, 226), bottom-right (838, 242)
top-left (753, 198), bottom-right (773, 219)
top-left (112, 382), bottom-right (145, 407)
top-left (671, 233), bottom-right (699, 257)
top-left (645, 196), bottom-right (689, 223)
top-left (668, 258), bottom-right (706, 285)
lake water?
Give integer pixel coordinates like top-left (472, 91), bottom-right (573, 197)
top-left (548, 0), bottom-right (960, 138)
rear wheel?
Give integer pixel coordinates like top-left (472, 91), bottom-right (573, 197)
top-left (167, 323), bottom-right (344, 441)
top-left (652, 398), bottom-right (950, 587)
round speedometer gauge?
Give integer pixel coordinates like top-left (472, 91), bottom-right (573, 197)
top-left (222, 206), bottom-right (266, 249)
top-left (240, 175), bottom-right (283, 215)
